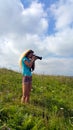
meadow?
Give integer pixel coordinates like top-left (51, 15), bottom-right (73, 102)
top-left (0, 68), bottom-right (73, 130)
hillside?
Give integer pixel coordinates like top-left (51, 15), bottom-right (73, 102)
top-left (0, 68), bottom-right (73, 130)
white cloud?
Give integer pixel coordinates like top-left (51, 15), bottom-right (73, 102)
top-left (0, 0), bottom-right (73, 76)
top-left (21, 2), bottom-right (48, 34)
top-left (35, 58), bottom-right (73, 76)
top-left (0, 0), bottom-right (23, 35)
top-left (42, 28), bottom-right (73, 57)
top-left (50, 0), bottom-right (73, 30)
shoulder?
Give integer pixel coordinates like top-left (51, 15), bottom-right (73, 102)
top-left (22, 57), bottom-right (29, 62)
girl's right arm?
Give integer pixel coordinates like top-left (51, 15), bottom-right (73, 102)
top-left (24, 56), bottom-right (36, 68)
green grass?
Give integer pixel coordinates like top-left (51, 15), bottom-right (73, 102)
top-left (0, 68), bottom-right (73, 130)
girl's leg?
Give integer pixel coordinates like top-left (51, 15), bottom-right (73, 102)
top-left (27, 82), bottom-right (32, 102)
top-left (21, 83), bottom-right (30, 103)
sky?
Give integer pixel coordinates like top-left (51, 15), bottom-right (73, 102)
top-left (0, 0), bottom-right (73, 76)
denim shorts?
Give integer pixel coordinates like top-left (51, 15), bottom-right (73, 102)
top-left (22, 76), bottom-right (32, 83)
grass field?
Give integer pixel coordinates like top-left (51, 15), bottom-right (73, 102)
top-left (0, 68), bottom-right (73, 130)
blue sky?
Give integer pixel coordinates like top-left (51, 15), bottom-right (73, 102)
top-left (0, 0), bottom-right (73, 76)
top-left (21, 0), bottom-right (58, 8)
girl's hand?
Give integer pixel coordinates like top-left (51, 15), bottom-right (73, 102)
top-left (32, 55), bottom-right (37, 61)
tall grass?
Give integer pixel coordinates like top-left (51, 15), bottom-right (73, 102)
top-left (0, 68), bottom-right (73, 130)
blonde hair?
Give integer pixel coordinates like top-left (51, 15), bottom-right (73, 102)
top-left (19, 50), bottom-right (34, 68)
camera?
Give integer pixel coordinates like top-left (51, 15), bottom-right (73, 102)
top-left (33, 55), bottom-right (42, 60)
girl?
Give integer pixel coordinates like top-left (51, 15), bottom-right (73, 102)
top-left (19, 50), bottom-right (37, 103)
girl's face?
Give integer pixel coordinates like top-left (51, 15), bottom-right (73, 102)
top-left (28, 52), bottom-right (34, 58)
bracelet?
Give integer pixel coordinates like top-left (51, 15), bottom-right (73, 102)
top-left (22, 96), bottom-right (25, 97)
top-left (31, 60), bottom-right (34, 62)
